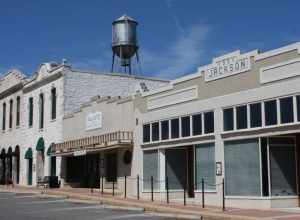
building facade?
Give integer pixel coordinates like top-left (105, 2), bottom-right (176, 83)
top-left (133, 42), bottom-right (300, 208)
top-left (0, 62), bottom-right (167, 187)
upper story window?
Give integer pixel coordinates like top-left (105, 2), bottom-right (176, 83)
top-left (28, 97), bottom-right (33, 127)
top-left (250, 103), bottom-right (262, 128)
top-left (236, 105), bottom-right (247, 130)
top-left (9, 99), bottom-right (13, 129)
top-left (280, 97), bottom-right (294, 124)
top-left (161, 120), bottom-right (169, 140)
top-left (151, 122), bottom-right (159, 142)
top-left (223, 108), bottom-right (234, 131)
top-left (204, 111), bottom-right (214, 134)
top-left (39, 93), bottom-right (44, 129)
top-left (143, 124), bottom-right (150, 143)
top-left (192, 113), bottom-right (202, 136)
top-left (16, 96), bottom-right (20, 127)
top-left (171, 118), bottom-right (179, 139)
top-left (51, 88), bottom-right (57, 120)
top-left (264, 100), bottom-right (277, 126)
top-left (2, 103), bottom-right (6, 131)
top-left (181, 116), bottom-right (190, 137)
top-left (142, 110), bottom-right (214, 144)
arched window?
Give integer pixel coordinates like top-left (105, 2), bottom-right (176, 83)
top-left (39, 94), bottom-right (44, 129)
top-left (51, 88), bottom-right (56, 120)
top-left (2, 102), bottom-right (6, 131)
top-left (16, 96), bottom-right (20, 127)
top-left (9, 99), bottom-right (13, 129)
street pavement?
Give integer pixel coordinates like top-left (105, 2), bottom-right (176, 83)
top-left (0, 192), bottom-right (185, 220)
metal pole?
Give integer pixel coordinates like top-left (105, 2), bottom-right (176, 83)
top-left (124, 175), bottom-right (127, 198)
top-left (222, 178), bottom-right (225, 211)
top-left (183, 183), bottom-right (186, 206)
top-left (137, 175), bottom-right (140, 200)
top-left (202, 178), bottom-right (205, 208)
top-left (166, 176), bottom-right (169, 204)
top-left (151, 176), bottom-right (154, 202)
top-left (101, 176), bottom-right (104, 195)
top-left (112, 180), bottom-right (115, 196)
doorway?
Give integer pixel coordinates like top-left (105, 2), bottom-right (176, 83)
top-left (28, 158), bottom-right (33, 185)
top-left (105, 153), bottom-right (117, 182)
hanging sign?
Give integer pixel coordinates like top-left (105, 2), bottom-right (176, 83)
top-left (201, 50), bottom-right (256, 82)
top-left (86, 112), bottom-right (102, 130)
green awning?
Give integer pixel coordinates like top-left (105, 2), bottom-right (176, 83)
top-left (36, 137), bottom-right (45, 152)
top-left (25, 148), bottom-right (33, 159)
top-left (47, 146), bottom-right (52, 156)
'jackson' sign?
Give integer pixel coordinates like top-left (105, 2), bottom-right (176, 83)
top-left (201, 50), bottom-right (255, 82)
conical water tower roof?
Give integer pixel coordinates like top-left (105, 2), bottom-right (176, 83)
top-left (113, 14), bottom-right (137, 24)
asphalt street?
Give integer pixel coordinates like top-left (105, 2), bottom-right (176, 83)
top-left (0, 192), bottom-right (178, 220)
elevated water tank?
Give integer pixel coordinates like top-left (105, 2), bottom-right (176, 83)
top-left (112, 15), bottom-right (139, 68)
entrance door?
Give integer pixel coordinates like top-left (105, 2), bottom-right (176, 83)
top-left (28, 159), bottom-right (33, 185)
top-left (106, 153), bottom-right (117, 182)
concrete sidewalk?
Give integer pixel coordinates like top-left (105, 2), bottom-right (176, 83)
top-left (1, 186), bottom-right (300, 220)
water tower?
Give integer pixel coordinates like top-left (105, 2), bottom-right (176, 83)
top-left (111, 15), bottom-right (140, 74)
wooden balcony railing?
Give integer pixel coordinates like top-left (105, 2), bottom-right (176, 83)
top-left (52, 131), bottom-right (133, 154)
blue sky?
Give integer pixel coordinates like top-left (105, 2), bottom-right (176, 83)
top-left (0, 0), bottom-right (299, 79)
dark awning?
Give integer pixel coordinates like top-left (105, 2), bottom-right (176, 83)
top-left (47, 146), bottom-right (52, 156)
top-left (36, 137), bottom-right (45, 152)
top-left (25, 148), bottom-right (33, 159)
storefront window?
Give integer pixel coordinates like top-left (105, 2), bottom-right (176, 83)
top-left (236, 105), bottom-right (247, 129)
top-left (204, 111), bottom-right (214, 134)
top-left (143, 150), bottom-right (159, 190)
top-left (171, 118), bottom-right (179, 139)
top-left (151, 122), bottom-right (159, 142)
top-left (223, 108), bottom-right (234, 131)
top-left (181, 116), bottom-right (190, 137)
top-left (265, 100), bottom-right (277, 126)
top-left (195, 143), bottom-right (215, 190)
top-left (225, 139), bottom-right (261, 196)
top-left (192, 114), bottom-right (202, 135)
top-left (161, 120), bottom-right (169, 140)
top-left (250, 103), bottom-right (262, 128)
top-left (143, 124), bottom-right (150, 143)
top-left (280, 97), bottom-right (294, 124)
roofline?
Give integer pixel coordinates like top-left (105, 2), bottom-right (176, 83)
top-left (69, 68), bottom-right (169, 82)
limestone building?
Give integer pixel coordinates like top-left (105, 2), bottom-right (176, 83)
top-left (0, 62), bottom-right (168, 186)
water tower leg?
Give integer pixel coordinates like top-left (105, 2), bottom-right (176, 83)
top-left (111, 53), bottom-right (115, 72)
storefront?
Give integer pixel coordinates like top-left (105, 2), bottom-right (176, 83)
top-left (51, 95), bottom-right (135, 192)
top-left (134, 42), bottom-right (300, 208)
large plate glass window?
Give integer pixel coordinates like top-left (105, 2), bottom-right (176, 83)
top-left (265, 100), bottom-right (278, 126)
top-left (151, 122), bottom-right (159, 142)
top-left (143, 150), bottom-right (159, 190)
top-left (280, 97), bottom-right (294, 124)
top-left (143, 124), bottom-right (150, 143)
top-left (181, 116), bottom-right (190, 137)
top-left (224, 139), bottom-right (261, 196)
top-left (161, 120), bottom-right (169, 140)
top-left (236, 105), bottom-right (247, 129)
top-left (250, 103), bottom-right (262, 128)
top-left (195, 143), bottom-right (215, 190)
top-left (192, 114), bottom-right (202, 136)
top-left (204, 111), bottom-right (214, 134)
top-left (223, 108), bottom-right (234, 131)
top-left (171, 118), bottom-right (179, 139)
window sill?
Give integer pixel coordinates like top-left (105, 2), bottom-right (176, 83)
top-left (16, 125), bottom-right (20, 129)
top-left (28, 126), bottom-right (33, 129)
top-left (39, 129), bottom-right (44, 132)
top-left (50, 118), bottom-right (57, 123)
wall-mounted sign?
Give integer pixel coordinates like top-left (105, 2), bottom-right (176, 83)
top-left (216, 161), bottom-right (222, 176)
top-left (86, 112), bottom-right (102, 131)
top-left (73, 150), bottom-right (87, 157)
top-left (201, 50), bottom-right (256, 82)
